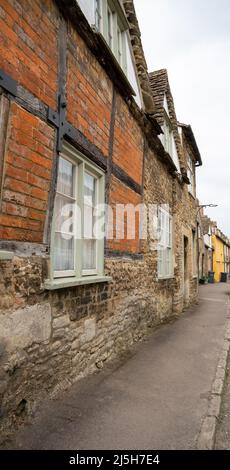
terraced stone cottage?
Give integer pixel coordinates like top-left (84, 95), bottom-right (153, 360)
top-left (0, 0), bottom-right (202, 431)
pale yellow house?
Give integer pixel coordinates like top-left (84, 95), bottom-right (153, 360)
top-left (212, 226), bottom-right (229, 282)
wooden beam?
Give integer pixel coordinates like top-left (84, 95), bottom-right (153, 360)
top-left (0, 93), bottom-right (10, 208)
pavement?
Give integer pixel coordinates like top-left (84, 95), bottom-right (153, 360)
top-left (2, 283), bottom-right (230, 450)
top-left (215, 343), bottom-right (230, 449)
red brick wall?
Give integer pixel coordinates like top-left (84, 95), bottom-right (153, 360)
top-left (0, 0), bottom-right (59, 109)
top-left (0, 0), bottom-right (145, 254)
top-left (0, 102), bottom-right (55, 242)
top-left (113, 94), bottom-right (144, 186)
top-left (67, 27), bottom-right (113, 158)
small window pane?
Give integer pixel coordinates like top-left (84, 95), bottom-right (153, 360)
top-left (167, 217), bottom-right (172, 247)
top-left (83, 240), bottom-right (96, 270)
top-left (83, 172), bottom-right (97, 272)
top-left (54, 233), bottom-right (74, 272)
top-left (84, 173), bottom-right (96, 238)
top-left (95, 0), bottom-right (102, 30)
top-left (166, 248), bottom-right (171, 276)
top-left (164, 118), bottom-right (173, 156)
top-left (158, 209), bottom-right (173, 278)
top-left (84, 173), bottom-right (96, 205)
top-left (54, 156), bottom-right (75, 276)
top-left (162, 211), bottom-right (166, 245)
top-left (157, 210), bottom-right (162, 244)
top-left (84, 204), bottom-right (94, 238)
top-left (158, 248), bottom-right (163, 277)
top-left (117, 26), bottom-right (122, 64)
top-left (107, 7), bottom-right (113, 48)
top-left (57, 157), bottom-right (74, 197)
top-left (188, 156), bottom-right (195, 195)
top-left (55, 194), bottom-right (74, 234)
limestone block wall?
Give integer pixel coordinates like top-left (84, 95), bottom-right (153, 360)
top-left (0, 254), bottom-right (161, 432)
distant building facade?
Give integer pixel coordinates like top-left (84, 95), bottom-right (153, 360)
top-left (200, 215), bottom-right (214, 280)
top-left (147, 70), bottom-right (202, 314)
top-left (211, 225), bottom-right (230, 282)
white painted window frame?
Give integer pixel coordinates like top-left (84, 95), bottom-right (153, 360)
top-left (51, 142), bottom-right (105, 282)
top-left (192, 229), bottom-right (197, 277)
top-left (95, 0), bottom-right (102, 31)
top-left (157, 207), bottom-right (174, 279)
top-left (163, 111), bottom-right (173, 157)
top-left (162, 100), bottom-right (181, 173)
top-left (82, 168), bottom-right (99, 277)
top-left (94, 0), bottom-right (127, 72)
top-left (188, 155), bottom-right (195, 196)
top-left (53, 156), bottom-right (77, 279)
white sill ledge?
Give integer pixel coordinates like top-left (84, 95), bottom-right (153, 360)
top-left (44, 275), bottom-right (112, 290)
top-left (0, 250), bottom-right (14, 260)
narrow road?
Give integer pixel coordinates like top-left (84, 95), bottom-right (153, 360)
top-left (4, 283), bottom-right (230, 450)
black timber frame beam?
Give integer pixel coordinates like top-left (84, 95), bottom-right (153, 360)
top-left (0, 70), bottom-right (17, 96)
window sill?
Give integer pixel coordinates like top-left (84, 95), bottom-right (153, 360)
top-left (158, 276), bottom-right (174, 281)
top-left (0, 250), bottom-right (14, 260)
top-left (44, 275), bottom-right (112, 290)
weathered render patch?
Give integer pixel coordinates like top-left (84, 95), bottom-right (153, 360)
top-left (0, 304), bottom-right (51, 353)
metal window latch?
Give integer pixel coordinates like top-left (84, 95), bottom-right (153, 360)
top-left (47, 93), bottom-right (67, 152)
top-left (57, 94), bottom-right (67, 152)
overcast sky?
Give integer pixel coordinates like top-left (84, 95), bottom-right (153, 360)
top-left (134, 0), bottom-right (230, 236)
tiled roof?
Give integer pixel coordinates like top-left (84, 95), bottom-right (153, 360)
top-left (149, 69), bottom-right (169, 126)
top-left (149, 69), bottom-right (203, 170)
top-left (178, 123), bottom-right (202, 166)
top-left (123, 0), bottom-right (156, 115)
top-left (149, 69), bottom-right (187, 173)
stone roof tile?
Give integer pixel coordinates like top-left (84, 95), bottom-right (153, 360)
top-left (123, 0), bottom-right (156, 115)
top-left (149, 69), bottom-right (187, 173)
